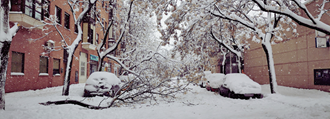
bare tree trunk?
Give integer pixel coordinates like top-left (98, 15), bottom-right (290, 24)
top-left (62, 48), bottom-right (75, 96)
top-left (97, 56), bottom-right (105, 71)
top-left (221, 54), bottom-right (226, 74)
top-left (0, 0), bottom-right (12, 110)
top-left (61, 0), bottom-right (96, 95)
top-left (0, 41), bottom-right (11, 110)
top-left (262, 40), bottom-right (277, 94)
top-left (237, 56), bottom-right (242, 73)
top-left (262, 12), bottom-right (278, 94)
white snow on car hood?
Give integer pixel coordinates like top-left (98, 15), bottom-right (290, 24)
top-left (223, 73), bottom-right (261, 94)
top-left (205, 73), bottom-right (225, 88)
top-left (85, 72), bottom-right (121, 91)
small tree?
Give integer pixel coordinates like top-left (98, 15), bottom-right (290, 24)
top-left (31, 0), bottom-right (97, 96)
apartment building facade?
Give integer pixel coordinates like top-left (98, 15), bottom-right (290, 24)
top-left (6, 0), bottom-right (122, 93)
top-left (244, 0), bottom-right (330, 92)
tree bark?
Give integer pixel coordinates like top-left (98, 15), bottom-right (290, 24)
top-left (262, 43), bottom-right (277, 94)
top-left (0, 41), bottom-right (11, 110)
top-left (62, 49), bottom-right (73, 96)
top-left (221, 56), bottom-right (226, 74)
top-left (98, 56), bottom-right (105, 71)
top-left (0, 0), bottom-right (13, 110)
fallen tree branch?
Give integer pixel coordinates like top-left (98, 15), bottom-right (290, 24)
top-left (39, 99), bottom-right (115, 110)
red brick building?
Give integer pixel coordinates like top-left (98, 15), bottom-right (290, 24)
top-left (6, 0), bottom-right (121, 93)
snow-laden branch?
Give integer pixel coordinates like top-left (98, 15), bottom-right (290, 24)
top-left (316, 0), bottom-right (329, 20)
top-left (210, 4), bottom-right (257, 31)
top-left (210, 28), bottom-right (241, 58)
top-left (252, 0), bottom-right (330, 35)
top-left (98, 0), bottom-right (134, 59)
top-left (106, 55), bottom-right (139, 76)
top-left (8, 23), bottom-right (19, 38)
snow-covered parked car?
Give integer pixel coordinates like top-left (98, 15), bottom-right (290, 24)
top-left (205, 73), bottom-right (225, 92)
top-left (83, 72), bottom-right (122, 97)
top-left (198, 71), bottom-right (212, 88)
top-left (219, 73), bottom-right (263, 99)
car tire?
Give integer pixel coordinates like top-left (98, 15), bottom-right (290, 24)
top-left (83, 90), bottom-right (93, 97)
top-left (254, 94), bottom-right (263, 99)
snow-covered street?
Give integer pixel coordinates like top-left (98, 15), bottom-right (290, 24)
top-left (1, 83), bottom-right (330, 119)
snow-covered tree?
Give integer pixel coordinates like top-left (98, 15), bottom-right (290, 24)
top-left (152, 0), bottom-right (298, 94)
top-left (154, 0), bottom-right (250, 80)
top-left (92, 0), bottom-right (194, 108)
top-left (252, 0), bottom-right (330, 35)
top-left (94, 0), bottom-right (160, 74)
top-left (209, 0), bottom-right (330, 93)
top-left (31, 0), bottom-right (97, 96)
top-left (0, 0), bottom-right (20, 110)
top-left (210, 20), bottom-right (250, 74)
top-left (60, 0), bottom-right (97, 96)
top-left (40, 0), bottom-right (196, 109)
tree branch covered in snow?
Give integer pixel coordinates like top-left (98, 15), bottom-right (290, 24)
top-left (27, 0), bottom-right (98, 96)
top-left (252, 0), bottom-right (330, 35)
top-left (40, 0), bottom-right (197, 109)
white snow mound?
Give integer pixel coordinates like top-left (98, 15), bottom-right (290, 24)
top-left (119, 74), bottom-right (136, 82)
top-left (224, 73), bottom-right (261, 94)
top-left (205, 73), bottom-right (225, 88)
top-left (85, 72), bottom-right (121, 91)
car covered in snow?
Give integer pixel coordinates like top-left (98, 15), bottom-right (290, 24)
top-left (83, 72), bottom-right (122, 97)
top-left (198, 71), bottom-right (212, 88)
top-left (219, 73), bottom-right (263, 99)
top-left (205, 73), bottom-right (225, 92)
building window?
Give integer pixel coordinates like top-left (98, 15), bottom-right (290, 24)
top-left (88, 28), bottom-right (94, 44)
top-left (11, 51), bottom-right (24, 73)
top-left (108, 62), bottom-right (112, 73)
top-left (34, 0), bottom-right (42, 20)
top-left (55, 6), bottom-right (62, 24)
top-left (24, 0), bottom-right (33, 17)
top-left (80, 62), bottom-right (85, 76)
top-left (74, 24), bottom-right (78, 33)
top-left (96, 33), bottom-right (99, 45)
top-left (53, 58), bottom-right (60, 75)
top-left (63, 50), bottom-right (68, 63)
top-left (43, 0), bottom-right (50, 18)
top-left (18, 0), bottom-right (49, 20)
top-left (64, 12), bottom-right (70, 29)
top-left (39, 56), bottom-right (48, 73)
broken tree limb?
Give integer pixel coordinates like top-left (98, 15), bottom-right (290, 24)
top-left (39, 99), bottom-right (116, 110)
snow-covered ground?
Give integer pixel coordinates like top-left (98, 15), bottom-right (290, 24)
top-left (1, 83), bottom-right (330, 119)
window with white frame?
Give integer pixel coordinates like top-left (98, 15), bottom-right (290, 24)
top-left (53, 58), bottom-right (60, 75)
top-left (11, 51), bottom-right (25, 73)
top-left (39, 56), bottom-right (48, 74)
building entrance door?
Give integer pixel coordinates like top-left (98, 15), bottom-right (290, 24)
top-left (79, 52), bottom-right (87, 83)
top-left (90, 61), bottom-right (97, 75)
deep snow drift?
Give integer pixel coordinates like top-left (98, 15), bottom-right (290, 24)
top-left (1, 83), bottom-right (330, 119)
